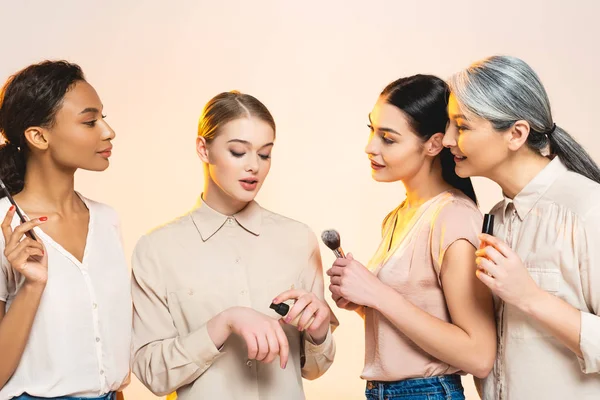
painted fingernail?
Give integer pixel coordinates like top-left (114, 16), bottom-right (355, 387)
top-left (9, 205), bottom-right (15, 211)
top-left (39, 216), bottom-right (48, 222)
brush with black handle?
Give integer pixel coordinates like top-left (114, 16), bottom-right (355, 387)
top-left (0, 177), bottom-right (37, 240)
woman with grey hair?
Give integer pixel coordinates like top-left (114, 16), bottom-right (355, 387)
top-left (443, 55), bottom-right (600, 400)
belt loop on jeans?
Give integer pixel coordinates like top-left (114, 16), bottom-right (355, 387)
top-left (438, 376), bottom-right (452, 400)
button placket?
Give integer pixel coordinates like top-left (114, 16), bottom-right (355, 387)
top-left (80, 265), bottom-right (108, 392)
top-left (497, 204), bottom-right (518, 400)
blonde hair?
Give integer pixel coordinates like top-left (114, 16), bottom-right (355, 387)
top-left (198, 90), bottom-right (275, 142)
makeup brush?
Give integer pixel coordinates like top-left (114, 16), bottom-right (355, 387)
top-left (321, 229), bottom-right (345, 258)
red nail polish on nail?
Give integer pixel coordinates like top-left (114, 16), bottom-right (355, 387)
top-left (39, 216), bottom-right (48, 222)
top-left (9, 205), bottom-right (15, 211)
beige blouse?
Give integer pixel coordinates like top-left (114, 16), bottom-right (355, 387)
top-left (362, 190), bottom-right (482, 381)
top-left (131, 198), bottom-right (338, 400)
top-left (481, 157), bottom-right (600, 400)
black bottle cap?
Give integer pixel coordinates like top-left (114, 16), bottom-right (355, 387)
top-left (269, 302), bottom-right (289, 317)
top-left (482, 214), bottom-right (494, 235)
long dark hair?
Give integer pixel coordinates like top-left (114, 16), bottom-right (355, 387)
top-left (381, 74), bottom-right (477, 203)
top-left (0, 60), bottom-right (85, 197)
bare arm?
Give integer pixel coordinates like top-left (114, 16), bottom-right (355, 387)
top-left (329, 240), bottom-right (497, 378)
top-left (375, 240), bottom-right (496, 378)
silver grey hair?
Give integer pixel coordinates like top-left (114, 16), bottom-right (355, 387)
top-left (448, 55), bottom-right (600, 184)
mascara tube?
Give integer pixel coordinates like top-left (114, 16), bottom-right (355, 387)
top-left (482, 214), bottom-right (494, 235)
top-left (479, 214), bottom-right (494, 277)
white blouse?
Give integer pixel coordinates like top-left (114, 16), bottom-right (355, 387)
top-left (0, 194), bottom-right (131, 399)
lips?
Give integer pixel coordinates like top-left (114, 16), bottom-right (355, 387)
top-left (98, 147), bottom-right (113, 158)
top-left (452, 153), bottom-right (466, 163)
top-left (370, 159), bottom-right (385, 170)
top-left (239, 178), bottom-right (258, 191)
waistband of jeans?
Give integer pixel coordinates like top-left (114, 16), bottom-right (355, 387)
top-left (366, 374), bottom-right (463, 392)
top-left (13, 392), bottom-right (116, 400)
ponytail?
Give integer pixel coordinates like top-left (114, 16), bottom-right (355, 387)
top-left (0, 142), bottom-right (26, 197)
top-left (548, 125), bottom-right (600, 184)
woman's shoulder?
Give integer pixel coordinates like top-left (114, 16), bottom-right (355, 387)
top-left (78, 194), bottom-right (120, 225)
top-left (0, 197), bottom-right (11, 213)
top-left (260, 206), bottom-right (314, 237)
top-left (434, 190), bottom-right (483, 223)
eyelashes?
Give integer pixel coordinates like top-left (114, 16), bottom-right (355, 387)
top-left (368, 124), bottom-right (394, 144)
top-left (83, 115), bottom-right (107, 128)
top-left (230, 151), bottom-right (271, 160)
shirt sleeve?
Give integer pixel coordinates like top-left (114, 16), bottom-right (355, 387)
top-left (0, 235), bottom-right (8, 302)
top-left (131, 235), bottom-right (223, 396)
top-left (577, 207), bottom-right (600, 374)
top-left (430, 199), bottom-right (482, 279)
top-left (300, 229), bottom-right (338, 380)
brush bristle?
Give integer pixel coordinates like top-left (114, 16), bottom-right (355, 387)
top-left (321, 229), bottom-right (341, 250)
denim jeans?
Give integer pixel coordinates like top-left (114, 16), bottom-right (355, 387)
top-left (13, 393), bottom-right (115, 400)
top-left (365, 375), bottom-right (465, 400)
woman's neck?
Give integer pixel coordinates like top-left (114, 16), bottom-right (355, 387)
top-left (487, 151), bottom-right (550, 199)
top-left (15, 158), bottom-right (81, 214)
top-left (202, 170), bottom-right (249, 216)
top-left (402, 158), bottom-right (453, 209)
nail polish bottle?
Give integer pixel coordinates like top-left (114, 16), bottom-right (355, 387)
top-left (269, 301), bottom-right (314, 328)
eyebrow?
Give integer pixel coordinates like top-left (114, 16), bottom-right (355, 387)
top-left (450, 113), bottom-right (468, 121)
top-left (79, 107), bottom-right (101, 115)
top-left (367, 114), bottom-right (401, 135)
top-left (227, 139), bottom-right (274, 148)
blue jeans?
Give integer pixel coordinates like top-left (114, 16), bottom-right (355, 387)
top-left (365, 375), bottom-right (465, 400)
top-left (13, 393), bottom-right (115, 400)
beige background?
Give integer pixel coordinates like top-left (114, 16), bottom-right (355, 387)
top-left (1, 1), bottom-right (599, 399)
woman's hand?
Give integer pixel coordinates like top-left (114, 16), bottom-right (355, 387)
top-left (476, 233), bottom-right (545, 311)
top-left (1, 206), bottom-right (48, 287)
top-left (326, 253), bottom-right (384, 309)
top-left (272, 289), bottom-right (331, 344)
